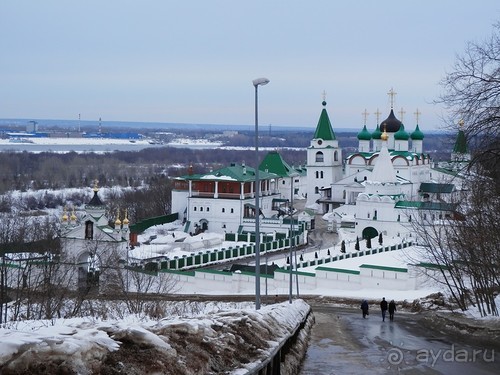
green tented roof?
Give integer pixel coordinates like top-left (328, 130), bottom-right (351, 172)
top-left (313, 103), bottom-right (336, 141)
top-left (453, 129), bottom-right (468, 154)
top-left (259, 151), bottom-right (297, 177)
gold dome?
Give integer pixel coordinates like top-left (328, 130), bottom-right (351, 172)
top-left (381, 123), bottom-right (389, 141)
top-left (62, 206), bottom-right (68, 222)
top-left (115, 208), bottom-right (122, 226)
top-left (123, 209), bottom-right (129, 225)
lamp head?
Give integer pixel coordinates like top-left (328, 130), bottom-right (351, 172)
top-left (252, 77), bottom-right (270, 87)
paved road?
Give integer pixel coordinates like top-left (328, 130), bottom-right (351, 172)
top-left (300, 305), bottom-right (498, 374)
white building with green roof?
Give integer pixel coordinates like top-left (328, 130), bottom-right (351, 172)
top-left (304, 93), bottom-right (467, 240)
top-left (171, 162), bottom-right (296, 235)
top-left (305, 100), bottom-right (343, 209)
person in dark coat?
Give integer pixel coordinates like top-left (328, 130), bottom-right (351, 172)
top-left (380, 297), bottom-right (388, 321)
top-left (361, 300), bottom-right (369, 318)
top-left (388, 300), bottom-right (396, 321)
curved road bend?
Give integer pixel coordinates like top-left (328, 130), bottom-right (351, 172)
top-left (300, 305), bottom-right (498, 375)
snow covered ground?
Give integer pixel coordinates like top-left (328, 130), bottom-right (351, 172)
top-left (130, 218), bottom-right (438, 301)
top-left (1, 186), bottom-right (497, 373)
top-left (0, 300), bottom-right (311, 374)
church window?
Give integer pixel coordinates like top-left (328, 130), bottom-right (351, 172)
top-left (85, 222), bottom-right (93, 240)
top-left (343, 190), bottom-right (346, 199)
top-left (397, 214), bottom-right (400, 221)
top-left (206, 207), bottom-right (210, 212)
top-left (231, 208), bottom-right (234, 213)
top-left (194, 207), bottom-right (197, 211)
top-left (222, 208), bottom-right (225, 213)
top-left (367, 213), bottom-right (370, 218)
top-left (315, 187), bottom-right (319, 194)
top-left (315, 152), bottom-right (324, 162)
top-left (282, 180), bottom-right (286, 185)
top-left (320, 171), bottom-right (324, 178)
top-left (408, 215), bottom-right (412, 222)
top-left (200, 207), bottom-right (203, 212)
top-left (316, 171), bottom-right (319, 178)
top-left (334, 151), bottom-right (338, 161)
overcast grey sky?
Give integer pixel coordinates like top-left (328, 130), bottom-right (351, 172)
top-left (1, 1), bottom-right (499, 131)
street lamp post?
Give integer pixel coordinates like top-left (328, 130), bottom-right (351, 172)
top-left (289, 175), bottom-right (294, 303)
top-left (252, 77), bottom-right (269, 310)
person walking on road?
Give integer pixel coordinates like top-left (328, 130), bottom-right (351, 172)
top-left (361, 300), bottom-right (369, 318)
top-left (380, 297), bottom-right (388, 322)
top-left (388, 300), bottom-right (396, 321)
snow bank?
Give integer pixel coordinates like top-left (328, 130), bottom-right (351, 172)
top-left (0, 300), bottom-right (311, 374)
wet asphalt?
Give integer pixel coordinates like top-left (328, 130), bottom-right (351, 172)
top-left (299, 305), bottom-right (498, 375)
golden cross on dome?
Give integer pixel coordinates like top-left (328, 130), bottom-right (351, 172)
top-left (322, 90), bottom-right (327, 102)
top-left (93, 179), bottom-right (99, 192)
top-left (374, 108), bottom-right (382, 124)
top-left (399, 107), bottom-right (406, 122)
top-left (414, 108), bottom-right (421, 124)
top-left (387, 87), bottom-right (397, 108)
top-left (458, 119), bottom-right (464, 128)
top-left (362, 109), bottom-right (369, 126)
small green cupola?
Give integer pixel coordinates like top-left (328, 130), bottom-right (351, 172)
top-left (394, 123), bottom-right (410, 140)
top-left (313, 101), bottom-right (336, 141)
top-left (357, 125), bottom-right (372, 141)
top-left (410, 124), bottom-right (425, 141)
top-left (371, 124), bottom-right (382, 140)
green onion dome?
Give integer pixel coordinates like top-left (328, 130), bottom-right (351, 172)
top-left (394, 123), bottom-right (410, 140)
top-left (372, 124), bottom-right (382, 140)
top-left (410, 124), bottom-right (425, 140)
top-left (357, 125), bottom-right (372, 140)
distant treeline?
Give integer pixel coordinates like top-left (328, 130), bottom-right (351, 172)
top-left (0, 148), bottom-right (306, 195)
top-left (0, 131), bottom-right (455, 195)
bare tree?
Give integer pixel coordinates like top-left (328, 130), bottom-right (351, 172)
top-left (406, 210), bottom-right (469, 312)
top-left (436, 22), bottom-right (500, 170)
top-left (432, 22), bottom-right (500, 316)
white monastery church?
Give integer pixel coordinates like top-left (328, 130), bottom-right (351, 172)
top-left (170, 89), bottom-right (468, 242)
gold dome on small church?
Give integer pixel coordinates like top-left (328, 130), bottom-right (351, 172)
top-left (381, 124), bottom-right (389, 141)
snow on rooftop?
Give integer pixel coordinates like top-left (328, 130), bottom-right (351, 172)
top-left (130, 222), bottom-right (248, 260)
top-left (201, 174), bottom-right (237, 181)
